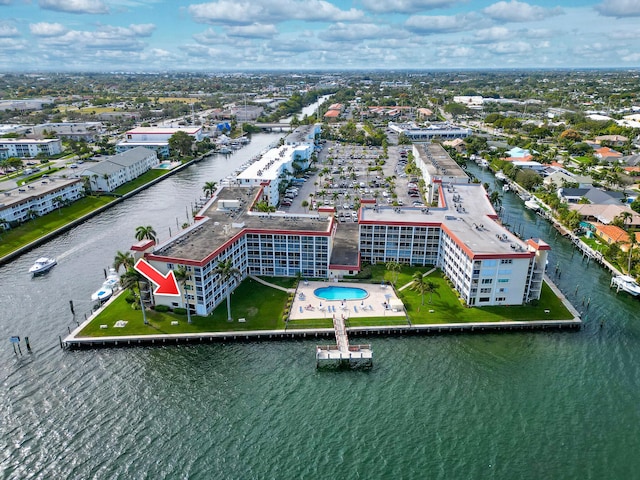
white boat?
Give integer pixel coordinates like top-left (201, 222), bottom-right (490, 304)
top-left (611, 275), bottom-right (640, 296)
top-left (525, 199), bottom-right (540, 211)
top-left (495, 171), bottom-right (507, 181)
top-left (91, 287), bottom-right (113, 302)
top-left (29, 257), bottom-right (56, 275)
top-left (91, 268), bottom-right (120, 302)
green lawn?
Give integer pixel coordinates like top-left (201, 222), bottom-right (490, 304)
top-left (77, 269), bottom-right (575, 338)
top-left (397, 270), bottom-right (574, 324)
top-left (0, 196), bottom-right (114, 258)
top-left (111, 169), bottom-right (171, 195)
top-left (78, 277), bottom-right (289, 337)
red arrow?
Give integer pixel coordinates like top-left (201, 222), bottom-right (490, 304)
top-left (134, 258), bottom-right (180, 296)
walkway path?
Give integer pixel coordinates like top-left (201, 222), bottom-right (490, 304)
top-left (398, 267), bottom-right (437, 291)
top-left (249, 275), bottom-right (295, 293)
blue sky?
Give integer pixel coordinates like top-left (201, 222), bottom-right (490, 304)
top-left (1, 0), bottom-right (639, 71)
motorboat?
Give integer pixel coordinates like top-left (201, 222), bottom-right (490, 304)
top-left (525, 199), bottom-right (541, 211)
top-left (91, 268), bottom-right (120, 302)
top-left (91, 286), bottom-right (113, 302)
top-left (495, 171), bottom-right (508, 181)
top-left (611, 275), bottom-right (640, 296)
top-left (29, 257), bottom-right (56, 275)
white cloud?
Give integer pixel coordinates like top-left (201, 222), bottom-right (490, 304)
top-left (0, 38), bottom-right (27, 51)
top-left (225, 23), bottom-right (278, 39)
top-left (0, 23), bottom-right (19, 37)
top-left (487, 40), bottom-right (532, 54)
top-left (595, 0), bottom-right (640, 17)
top-left (38, 27), bottom-right (147, 50)
top-left (39, 0), bottom-right (109, 14)
top-left (188, 0), bottom-right (363, 25)
top-left (473, 26), bottom-right (510, 42)
top-left (405, 13), bottom-right (480, 34)
top-left (29, 22), bottom-right (69, 37)
top-left (126, 24), bottom-right (156, 36)
top-left (360, 0), bottom-right (461, 14)
top-left (483, 0), bottom-right (563, 22)
top-left (319, 22), bottom-right (404, 42)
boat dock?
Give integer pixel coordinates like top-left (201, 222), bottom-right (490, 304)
top-left (315, 315), bottom-right (373, 368)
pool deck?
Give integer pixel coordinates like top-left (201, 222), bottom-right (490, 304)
top-left (289, 280), bottom-right (407, 321)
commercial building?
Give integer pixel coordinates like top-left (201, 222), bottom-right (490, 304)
top-left (388, 122), bottom-right (472, 141)
top-left (0, 138), bottom-right (62, 159)
top-left (0, 177), bottom-right (84, 226)
top-left (81, 147), bottom-right (158, 192)
top-left (116, 126), bottom-right (203, 157)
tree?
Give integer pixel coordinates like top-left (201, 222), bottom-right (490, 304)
top-left (301, 200), bottom-right (309, 213)
top-left (411, 272), bottom-right (438, 305)
top-left (202, 181), bottom-right (217, 198)
top-left (168, 131), bottom-right (194, 157)
top-left (113, 250), bottom-right (134, 273)
top-left (214, 259), bottom-right (241, 321)
top-left (628, 231), bottom-right (637, 274)
top-left (386, 260), bottom-right (401, 285)
top-left (135, 225), bottom-right (157, 242)
top-left (120, 268), bottom-right (148, 324)
top-left (174, 265), bottom-right (193, 324)
top-left (489, 191), bottom-right (502, 208)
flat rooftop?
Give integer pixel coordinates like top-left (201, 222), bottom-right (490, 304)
top-left (152, 186), bottom-right (333, 263)
top-left (0, 177), bottom-right (82, 209)
top-left (360, 183), bottom-right (531, 257)
top-left (236, 145), bottom-right (293, 182)
top-left (415, 143), bottom-right (467, 179)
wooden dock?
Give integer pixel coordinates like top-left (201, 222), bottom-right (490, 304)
top-left (315, 315), bottom-right (373, 368)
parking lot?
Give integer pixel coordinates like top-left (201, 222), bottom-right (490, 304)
top-left (280, 141), bottom-right (425, 216)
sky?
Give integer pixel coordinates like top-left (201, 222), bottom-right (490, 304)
top-left (0, 0), bottom-right (639, 72)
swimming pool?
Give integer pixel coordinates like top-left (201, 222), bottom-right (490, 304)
top-left (157, 163), bottom-right (171, 169)
top-left (314, 286), bottom-right (369, 301)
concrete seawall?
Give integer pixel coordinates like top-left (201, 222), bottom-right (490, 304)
top-left (62, 318), bottom-right (581, 350)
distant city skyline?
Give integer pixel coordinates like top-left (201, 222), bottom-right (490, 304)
top-left (1, 0), bottom-right (639, 72)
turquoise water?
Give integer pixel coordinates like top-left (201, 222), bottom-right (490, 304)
top-left (314, 286), bottom-right (369, 300)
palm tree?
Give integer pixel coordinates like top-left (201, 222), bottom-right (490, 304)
top-left (386, 260), bottom-right (401, 285)
top-left (202, 181), bottom-right (217, 198)
top-left (113, 250), bottom-right (134, 273)
top-left (120, 268), bottom-right (148, 324)
top-left (214, 259), bottom-right (241, 321)
top-left (174, 265), bottom-right (192, 324)
top-left (53, 196), bottom-right (64, 213)
top-left (628, 231), bottom-right (637, 274)
top-left (411, 272), bottom-right (438, 305)
top-left (135, 225), bottom-right (157, 242)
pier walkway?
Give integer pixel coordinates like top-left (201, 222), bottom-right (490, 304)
top-left (315, 313), bottom-right (373, 367)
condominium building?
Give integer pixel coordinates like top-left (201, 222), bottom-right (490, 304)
top-left (116, 126), bottom-right (203, 157)
top-left (0, 178), bottom-right (84, 226)
top-left (0, 138), bottom-right (62, 159)
top-left (134, 179), bottom-right (548, 316)
top-left (81, 147), bottom-right (158, 192)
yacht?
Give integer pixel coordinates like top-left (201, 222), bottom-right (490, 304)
top-left (29, 257), bottom-right (57, 275)
top-left (611, 275), bottom-right (640, 296)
